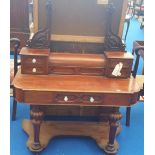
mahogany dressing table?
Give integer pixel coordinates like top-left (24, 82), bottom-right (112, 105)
top-left (12, 2), bottom-right (140, 155)
top-left (13, 46), bottom-right (140, 155)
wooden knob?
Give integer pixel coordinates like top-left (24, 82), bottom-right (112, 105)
top-left (32, 58), bottom-right (36, 63)
top-left (90, 97), bottom-right (94, 103)
top-left (64, 96), bottom-right (68, 102)
top-left (32, 68), bottom-right (36, 73)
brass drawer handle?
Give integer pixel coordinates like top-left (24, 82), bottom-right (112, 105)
top-left (64, 96), bottom-right (68, 102)
top-left (32, 58), bottom-right (36, 63)
top-left (90, 97), bottom-right (95, 103)
top-left (32, 68), bottom-right (37, 73)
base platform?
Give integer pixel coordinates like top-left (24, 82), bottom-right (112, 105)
top-left (22, 119), bottom-right (121, 154)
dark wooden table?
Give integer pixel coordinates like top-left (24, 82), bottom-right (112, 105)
top-left (13, 70), bottom-right (140, 155)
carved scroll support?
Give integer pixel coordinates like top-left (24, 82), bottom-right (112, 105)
top-left (27, 29), bottom-right (49, 49)
top-left (105, 112), bottom-right (122, 154)
top-left (30, 106), bottom-right (44, 152)
top-left (104, 3), bottom-right (125, 51)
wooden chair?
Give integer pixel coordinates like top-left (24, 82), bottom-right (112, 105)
top-left (126, 41), bottom-right (144, 126)
top-left (10, 38), bottom-right (21, 121)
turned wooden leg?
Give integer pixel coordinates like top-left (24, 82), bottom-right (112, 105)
top-left (126, 107), bottom-right (131, 127)
top-left (30, 106), bottom-right (44, 151)
top-left (105, 112), bottom-right (122, 155)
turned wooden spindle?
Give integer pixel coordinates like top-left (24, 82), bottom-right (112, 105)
top-left (30, 106), bottom-right (44, 151)
top-left (105, 112), bottom-right (122, 154)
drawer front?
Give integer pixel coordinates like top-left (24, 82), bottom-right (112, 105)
top-left (23, 91), bottom-right (133, 106)
top-left (54, 93), bottom-right (104, 105)
top-left (24, 92), bottom-right (104, 105)
top-left (50, 66), bottom-right (105, 76)
top-left (21, 65), bottom-right (48, 75)
top-left (21, 56), bottom-right (47, 65)
top-left (81, 94), bottom-right (104, 104)
top-left (108, 59), bottom-right (133, 68)
top-left (54, 93), bottom-right (79, 103)
top-left (106, 68), bottom-right (131, 78)
top-left (79, 68), bottom-right (105, 76)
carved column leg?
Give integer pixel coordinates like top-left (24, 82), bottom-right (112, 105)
top-left (30, 106), bottom-right (44, 151)
top-left (105, 112), bottom-right (122, 155)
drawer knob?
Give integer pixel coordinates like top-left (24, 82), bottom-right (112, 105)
top-left (32, 58), bottom-right (36, 63)
top-left (90, 97), bottom-right (94, 103)
top-left (32, 68), bottom-right (37, 73)
top-left (64, 96), bottom-right (68, 102)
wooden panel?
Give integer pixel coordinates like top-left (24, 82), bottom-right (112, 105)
top-left (103, 93), bottom-right (131, 106)
top-left (43, 106), bottom-right (116, 116)
top-left (24, 91), bottom-right (53, 104)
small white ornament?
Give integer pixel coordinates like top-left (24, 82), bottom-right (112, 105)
top-left (32, 58), bottom-right (36, 63)
top-left (32, 68), bottom-right (36, 73)
top-left (112, 62), bottom-right (123, 76)
top-left (90, 97), bottom-right (95, 103)
top-left (64, 96), bottom-right (68, 102)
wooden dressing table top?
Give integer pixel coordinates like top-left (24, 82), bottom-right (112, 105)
top-left (13, 70), bottom-right (140, 106)
top-left (13, 70), bottom-right (139, 94)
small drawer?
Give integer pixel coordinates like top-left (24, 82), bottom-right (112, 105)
top-left (21, 65), bottom-right (48, 75)
top-left (108, 59), bottom-right (132, 68)
top-left (80, 68), bottom-right (105, 76)
top-left (81, 94), bottom-right (103, 104)
top-left (21, 56), bottom-right (47, 65)
top-left (54, 93), bottom-right (104, 105)
top-left (50, 66), bottom-right (105, 76)
top-left (54, 93), bottom-right (79, 104)
top-left (106, 68), bottom-right (131, 78)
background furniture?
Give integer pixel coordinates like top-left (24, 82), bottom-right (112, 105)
top-left (10, 38), bottom-right (21, 120)
top-left (126, 40), bottom-right (144, 126)
top-left (124, 14), bottom-right (132, 41)
top-left (132, 0), bottom-right (144, 18)
top-left (10, 0), bottom-right (30, 47)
